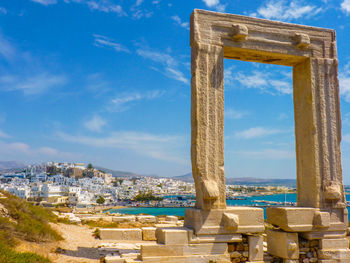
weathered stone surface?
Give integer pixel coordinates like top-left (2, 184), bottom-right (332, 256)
top-left (99, 228), bottom-right (142, 241)
top-left (248, 235), bottom-right (264, 261)
top-left (111, 215), bottom-right (136, 223)
top-left (184, 207), bottom-right (264, 234)
top-left (319, 238), bottom-right (350, 250)
top-left (137, 215), bottom-right (156, 223)
top-left (142, 227), bottom-right (156, 241)
top-left (266, 207), bottom-right (347, 232)
top-left (140, 243), bottom-right (228, 257)
top-left (165, 215), bottom-right (178, 222)
top-left (141, 254), bottom-right (231, 262)
top-left (156, 227), bottom-right (191, 245)
top-left (267, 229), bottom-right (299, 259)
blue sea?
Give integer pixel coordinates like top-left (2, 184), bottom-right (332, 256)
top-left (108, 193), bottom-right (298, 218)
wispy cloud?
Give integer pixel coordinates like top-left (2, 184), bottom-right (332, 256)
top-left (0, 129), bottom-right (10, 139)
top-left (93, 34), bottom-right (130, 53)
top-left (57, 131), bottom-right (188, 164)
top-left (234, 148), bottom-right (294, 159)
top-left (0, 73), bottom-right (67, 95)
top-left (171, 15), bottom-right (189, 30)
top-left (130, 0), bottom-right (153, 19)
top-left (202, 0), bottom-right (226, 12)
top-left (228, 70), bottom-right (292, 95)
top-left (0, 7), bottom-right (7, 14)
top-left (341, 0), bottom-right (350, 14)
top-left (87, 0), bottom-right (127, 15)
top-left (250, 0), bottom-right (322, 21)
top-left (108, 90), bottom-right (163, 112)
top-left (136, 48), bottom-right (188, 84)
top-left (31, 0), bottom-right (57, 5)
top-left (84, 115), bottom-right (107, 132)
top-left (340, 62), bottom-right (350, 102)
top-left (235, 127), bottom-right (283, 139)
top-left (0, 139), bottom-right (79, 160)
top-left (0, 33), bottom-right (16, 62)
top-left (225, 108), bottom-right (248, 120)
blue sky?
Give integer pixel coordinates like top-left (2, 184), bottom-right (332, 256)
top-left (0, 0), bottom-right (350, 182)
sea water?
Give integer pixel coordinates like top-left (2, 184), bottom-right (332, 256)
top-left (109, 193), bottom-right (297, 218)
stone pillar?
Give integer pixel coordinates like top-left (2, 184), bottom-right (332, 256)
top-left (294, 58), bottom-right (345, 209)
top-left (191, 42), bottom-right (226, 210)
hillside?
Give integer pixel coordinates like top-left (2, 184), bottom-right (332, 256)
top-left (173, 173), bottom-right (296, 187)
top-left (0, 161), bottom-right (26, 171)
top-left (0, 190), bottom-right (62, 263)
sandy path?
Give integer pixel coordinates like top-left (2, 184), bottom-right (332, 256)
top-left (49, 223), bottom-right (103, 263)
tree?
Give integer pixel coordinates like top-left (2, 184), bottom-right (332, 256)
top-left (96, 196), bottom-right (105, 205)
top-left (87, 163), bottom-right (94, 169)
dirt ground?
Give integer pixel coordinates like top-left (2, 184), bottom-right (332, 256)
top-left (17, 223), bottom-right (104, 263)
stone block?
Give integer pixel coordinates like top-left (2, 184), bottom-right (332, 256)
top-left (318, 249), bottom-right (350, 260)
top-left (248, 235), bottom-right (264, 261)
top-left (184, 207), bottom-right (264, 235)
top-left (99, 228), bottom-right (142, 241)
top-left (103, 254), bottom-right (124, 263)
top-left (142, 227), bottom-right (156, 241)
top-left (267, 207), bottom-right (347, 232)
top-left (141, 254), bottom-right (231, 262)
top-left (136, 215), bottom-right (156, 223)
top-left (190, 234), bottom-right (242, 243)
top-left (223, 212), bottom-right (239, 230)
top-left (156, 227), bottom-right (190, 245)
top-left (314, 211), bottom-right (330, 228)
top-left (112, 215), bottom-right (136, 223)
top-left (140, 243), bottom-right (228, 257)
top-left (267, 229), bottom-right (299, 259)
top-left (165, 215), bottom-right (178, 222)
top-left (319, 238), bottom-right (349, 250)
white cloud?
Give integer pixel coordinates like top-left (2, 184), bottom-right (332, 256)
top-left (108, 90), bottom-right (162, 112)
top-left (250, 0), bottom-right (322, 21)
top-left (57, 131), bottom-right (188, 164)
top-left (233, 70), bottom-right (292, 95)
top-left (202, 0), bottom-right (226, 11)
top-left (31, 0), bottom-right (57, 5)
top-left (225, 108), bottom-right (248, 120)
top-left (0, 33), bottom-right (16, 62)
top-left (87, 0), bottom-right (127, 15)
top-left (171, 15), bottom-right (189, 30)
top-left (0, 139), bottom-right (79, 160)
top-left (84, 115), bottom-right (107, 132)
top-left (0, 129), bottom-right (10, 139)
top-left (0, 73), bottom-right (67, 95)
top-left (93, 34), bottom-right (130, 53)
top-left (130, 0), bottom-right (153, 19)
top-left (136, 48), bottom-right (188, 84)
top-left (0, 7), bottom-right (7, 14)
top-left (340, 62), bottom-right (350, 102)
top-left (235, 149), bottom-right (294, 159)
top-left (341, 0), bottom-right (350, 14)
top-left (235, 127), bottom-right (283, 139)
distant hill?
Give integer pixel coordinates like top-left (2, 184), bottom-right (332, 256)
top-left (0, 161), bottom-right (26, 171)
top-left (95, 166), bottom-right (153, 178)
top-left (173, 173), bottom-right (296, 187)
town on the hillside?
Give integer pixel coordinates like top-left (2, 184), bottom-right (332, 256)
top-left (0, 161), bottom-right (296, 208)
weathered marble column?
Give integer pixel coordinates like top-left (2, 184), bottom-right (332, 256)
top-left (191, 42), bottom-right (226, 210)
top-left (294, 58), bottom-right (345, 209)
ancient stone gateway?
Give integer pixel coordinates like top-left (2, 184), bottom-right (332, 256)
top-left (138, 10), bottom-right (350, 263)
